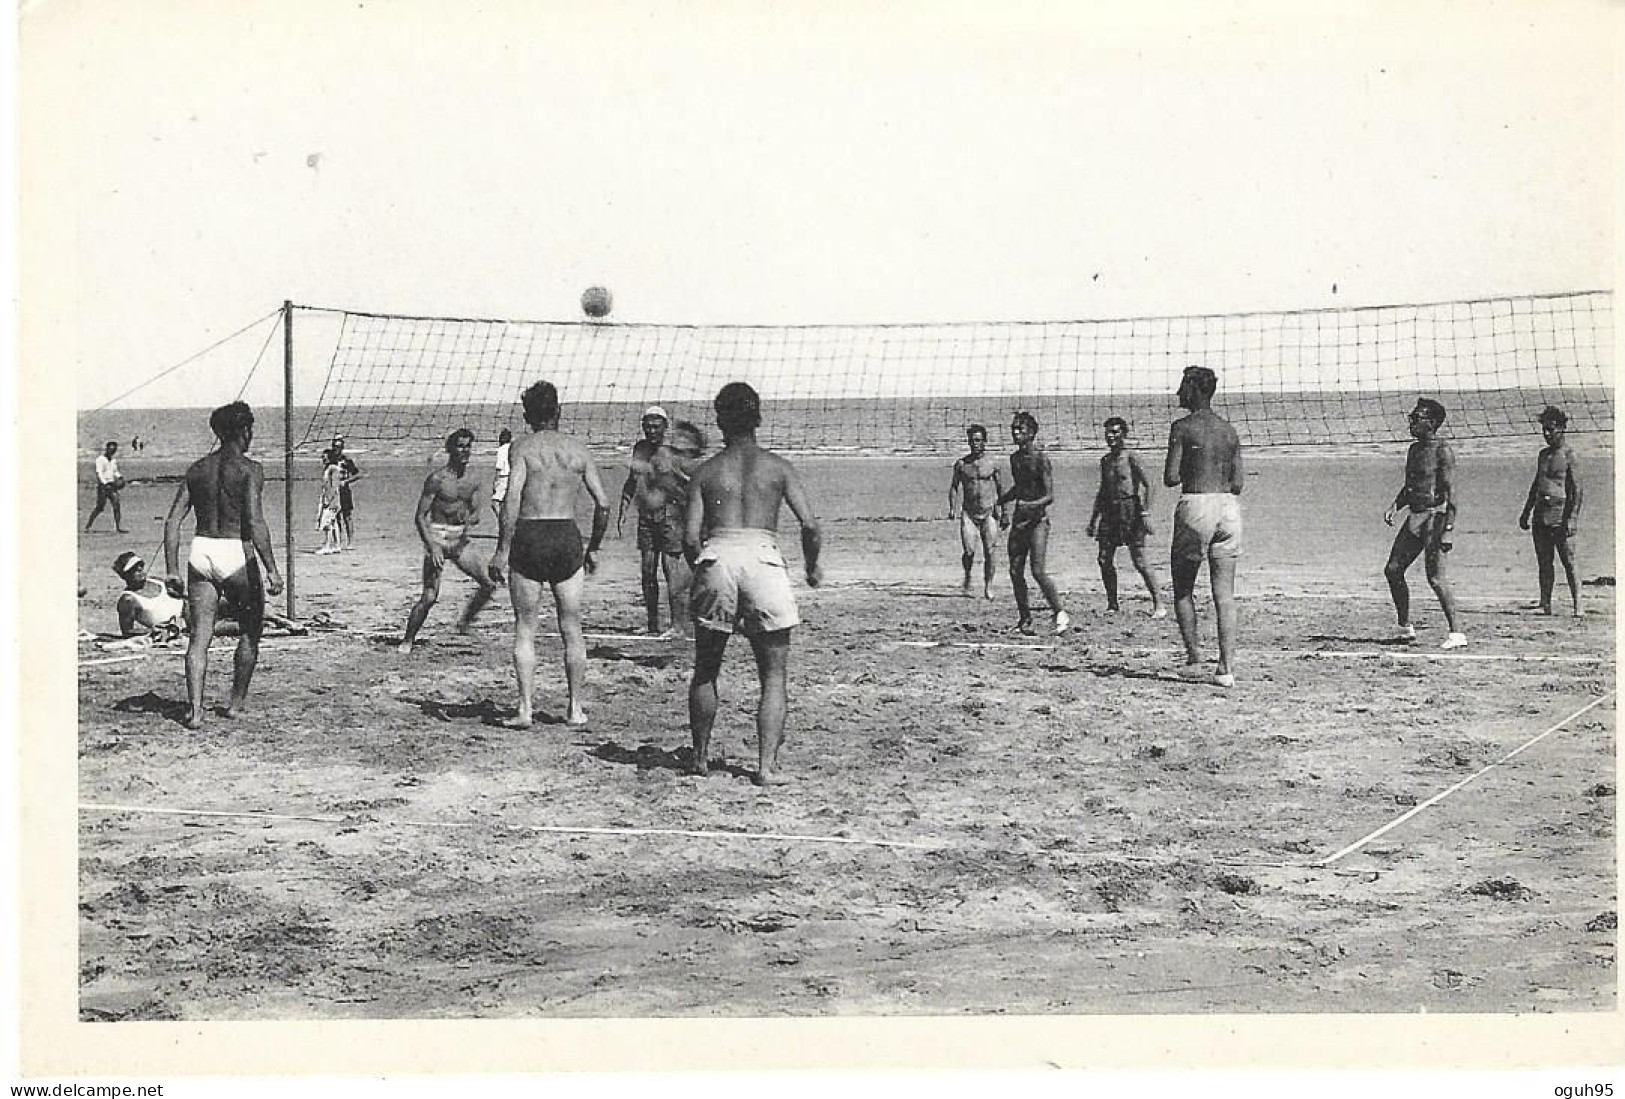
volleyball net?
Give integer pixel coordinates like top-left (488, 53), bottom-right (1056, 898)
top-left (298, 290), bottom-right (1613, 454)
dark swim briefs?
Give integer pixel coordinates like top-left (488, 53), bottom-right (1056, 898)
top-left (512, 518), bottom-right (585, 583)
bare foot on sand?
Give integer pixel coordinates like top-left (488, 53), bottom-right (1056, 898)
top-left (753, 771), bottom-right (794, 788)
top-left (396, 640), bottom-right (415, 654)
top-left (501, 713), bottom-right (533, 730)
top-left (183, 711), bottom-right (205, 730)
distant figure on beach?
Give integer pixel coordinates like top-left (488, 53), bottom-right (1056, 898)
top-left (130, 434), bottom-right (144, 453)
top-left (329, 435), bottom-right (363, 548)
top-left (162, 401), bottom-right (285, 728)
top-left (1519, 405), bottom-right (1584, 617)
top-left (488, 381), bottom-right (611, 728)
top-left (85, 441), bottom-right (128, 533)
top-left (1088, 417), bottom-right (1164, 618)
top-left (947, 424), bottom-right (1007, 599)
top-left (113, 550), bottom-right (303, 640)
top-left (995, 411), bottom-right (1069, 635)
top-left (617, 406), bottom-right (689, 637)
top-left (1383, 398), bottom-right (1464, 649)
top-left (490, 428), bottom-right (513, 522)
top-left (685, 382), bottom-right (823, 788)
top-left (398, 429), bottom-right (497, 653)
top-left (315, 452), bottom-right (343, 555)
top-left (1164, 366), bottom-right (1243, 686)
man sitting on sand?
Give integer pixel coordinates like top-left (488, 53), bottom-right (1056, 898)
top-left (948, 424), bottom-right (1007, 599)
top-left (995, 410), bottom-right (1070, 635)
top-left (488, 381), bottom-right (611, 728)
top-left (685, 381), bottom-right (823, 788)
top-left (1088, 416), bottom-right (1164, 618)
top-left (1519, 405), bottom-right (1584, 618)
top-left (162, 401), bottom-right (285, 729)
top-left (399, 429), bottom-right (498, 653)
top-left (1164, 366), bottom-right (1243, 687)
top-left (113, 550), bottom-right (303, 640)
top-left (1383, 398), bottom-right (1465, 649)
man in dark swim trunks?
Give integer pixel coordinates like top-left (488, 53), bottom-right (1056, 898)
top-left (488, 381), bottom-right (611, 728)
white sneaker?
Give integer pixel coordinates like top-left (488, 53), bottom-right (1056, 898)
top-left (1054, 610), bottom-right (1071, 635)
top-left (1440, 632), bottom-right (1468, 650)
top-left (1150, 606), bottom-right (1168, 620)
top-left (1395, 624), bottom-right (1417, 642)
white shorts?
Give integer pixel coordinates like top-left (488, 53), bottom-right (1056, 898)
top-left (189, 537), bottom-right (251, 583)
top-left (690, 528), bottom-right (801, 636)
top-left (1171, 493), bottom-right (1243, 564)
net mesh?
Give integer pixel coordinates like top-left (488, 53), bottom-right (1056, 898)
top-left (299, 290), bottom-right (1613, 454)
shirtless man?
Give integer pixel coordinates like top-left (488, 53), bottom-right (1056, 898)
top-left (947, 424), bottom-right (1007, 599)
top-left (1383, 398), bottom-right (1465, 649)
top-left (161, 401), bottom-right (285, 728)
top-left (1088, 417), bottom-right (1165, 618)
top-left (1518, 405), bottom-right (1584, 617)
top-left (617, 406), bottom-right (695, 637)
top-left (685, 382), bottom-right (822, 787)
top-left (995, 411), bottom-right (1070, 635)
top-left (488, 381), bottom-right (611, 728)
top-left (1164, 366), bottom-right (1243, 687)
top-left (399, 429), bottom-right (497, 653)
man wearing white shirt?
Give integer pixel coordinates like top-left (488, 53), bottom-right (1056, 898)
top-left (491, 428), bottom-right (513, 521)
top-left (85, 440), bottom-right (128, 533)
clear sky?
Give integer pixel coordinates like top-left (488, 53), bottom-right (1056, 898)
top-left (20, 0), bottom-right (1619, 410)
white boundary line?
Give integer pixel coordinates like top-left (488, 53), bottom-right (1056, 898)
top-left (882, 639), bottom-right (1607, 663)
top-left (78, 654), bottom-right (151, 669)
top-left (1317, 691), bottom-right (1616, 866)
top-left (77, 801), bottom-right (932, 851)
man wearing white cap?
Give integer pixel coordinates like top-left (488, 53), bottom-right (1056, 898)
top-left (617, 405), bottom-right (694, 637)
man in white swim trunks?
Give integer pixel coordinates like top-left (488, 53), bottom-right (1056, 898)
top-left (400, 428), bottom-right (498, 653)
top-left (162, 401), bottom-right (285, 728)
top-left (1164, 366), bottom-right (1243, 687)
top-left (1384, 398), bottom-right (1465, 648)
top-left (684, 382), bottom-right (823, 788)
top-left (947, 424), bottom-right (1007, 599)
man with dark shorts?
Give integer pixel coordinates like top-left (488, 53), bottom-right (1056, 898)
top-left (1519, 405), bottom-right (1584, 617)
top-left (330, 435), bottom-right (362, 549)
top-left (685, 382), bottom-right (822, 788)
top-left (489, 381), bottom-right (611, 728)
top-left (161, 401), bottom-right (285, 728)
top-left (1384, 398), bottom-right (1465, 648)
top-left (617, 405), bottom-right (696, 637)
top-left (1164, 366), bottom-right (1243, 686)
top-left (85, 440), bottom-right (129, 533)
top-left (1088, 416), bottom-right (1165, 618)
top-left (995, 411), bottom-right (1070, 635)
top-left (399, 429), bottom-right (497, 653)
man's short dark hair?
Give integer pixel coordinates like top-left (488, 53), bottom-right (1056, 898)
top-left (1538, 405), bottom-right (1568, 428)
top-left (1182, 366), bottom-right (1218, 401)
top-left (104, 440), bottom-right (119, 452)
top-left (497, 428), bottom-right (513, 444)
top-left (521, 381), bottom-right (560, 428)
top-left (1413, 398), bottom-right (1447, 427)
top-left (1011, 410), bottom-right (1038, 434)
top-left (966, 423), bottom-right (988, 442)
top-left (209, 401), bottom-right (255, 441)
top-left (715, 382), bottom-right (762, 435)
top-left (1104, 416), bottom-right (1128, 433)
top-left (445, 428), bottom-right (474, 453)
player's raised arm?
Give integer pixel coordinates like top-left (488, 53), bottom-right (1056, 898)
top-left (163, 479), bottom-right (193, 582)
top-left (245, 462), bottom-right (283, 597)
top-left (784, 464), bottom-right (823, 588)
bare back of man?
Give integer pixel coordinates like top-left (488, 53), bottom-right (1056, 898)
top-left (490, 391), bottom-right (611, 730)
top-left (686, 388), bottom-right (822, 788)
top-left (1164, 369), bottom-right (1244, 686)
top-left (163, 404), bottom-right (283, 729)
